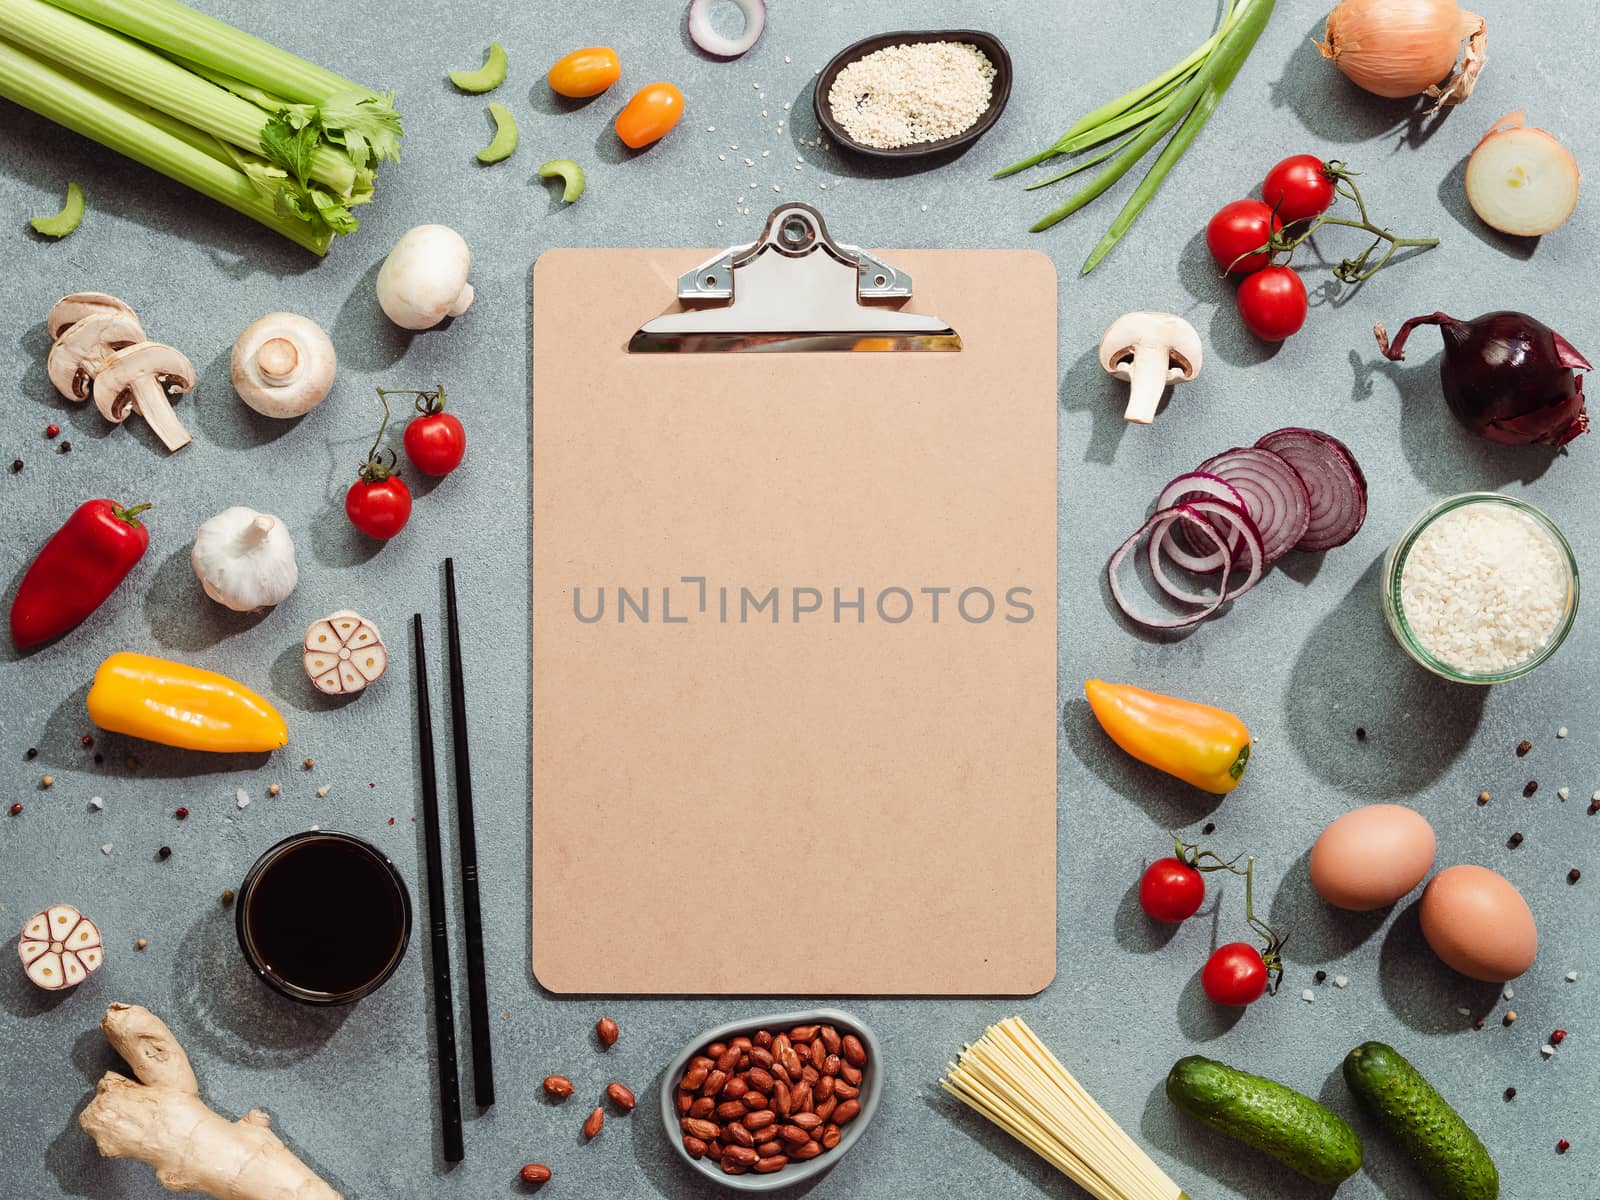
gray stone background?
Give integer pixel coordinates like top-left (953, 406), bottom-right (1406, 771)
top-left (2, 1), bottom-right (1595, 1197)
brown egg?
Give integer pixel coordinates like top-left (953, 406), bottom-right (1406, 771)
top-left (1309, 804), bottom-right (1437, 911)
top-left (1419, 865), bottom-right (1538, 982)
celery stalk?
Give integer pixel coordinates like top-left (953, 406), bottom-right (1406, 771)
top-left (41, 0), bottom-right (361, 104)
top-left (0, 0), bottom-right (358, 194)
top-left (0, 36), bottom-right (330, 252)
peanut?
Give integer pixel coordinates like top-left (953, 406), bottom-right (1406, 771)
top-left (772, 1033), bottom-right (792, 1060)
top-left (726, 1121), bottom-right (756, 1148)
top-left (595, 1016), bottom-right (619, 1048)
top-left (791, 1113), bottom-right (823, 1131)
top-left (730, 1036), bottom-right (753, 1052)
top-left (778, 1124), bottom-right (810, 1146)
top-left (757, 1139), bottom-right (783, 1157)
top-left (743, 1109), bottom-right (776, 1131)
top-left (714, 1046), bottom-right (742, 1073)
top-left (773, 1079), bottom-right (791, 1118)
top-left (741, 1091), bottom-right (768, 1111)
top-left (683, 1136), bottom-right (708, 1159)
top-left (840, 1063), bottom-right (863, 1086)
top-left (820, 1025), bottom-right (841, 1055)
top-left (519, 1163), bottom-right (552, 1184)
top-left (543, 1074), bottom-right (574, 1099)
top-left (681, 1064), bottom-right (710, 1092)
top-left (724, 1145), bottom-right (759, 1167)
top-left (746, 1067), bottom-right (775, 1093)
top-left (701, 1069), bottom-right (728, 1098)
top-left (582, 1107), bottom-right (604, 1139)
top-left (707, 1139), bottom-right (724, 1161)
top-left (606, 1082), bottom-right (636, 1111)
top-left (833, 1099), bottom-right (861, 1125)
top-left (789, 1024), bottom-right (820, 1041)
top-left (690, 1097), bottom-right (716, 1119)
top-left (815, 1095), bottom-right (837, 1123)
top-left (833, 1080), bottom-right (859, 1100)
top-left (780, 1047), bottom-right (804, 1079)
top-left (676, 1092), bottom-right (693, 1115)
top-left (801, 1064), bottom-right (820, 1086)
top-left (724, 1076), bottom-right (749, 1100)
top-left (716, 1101), bottom-right (748, 1121)
top-left (822, 1053), bottom-right (841, 1076)
top-left (841, 1034), bottom-right (866, 1067)
top-left (790, 1082), bottom-right (813, 1114)
top-left (816, 1076), bottom-right (835, 1103)
top-left (690, 1055), bottom-right (715, 1072)
top-left (821, 1123), bottom-right (842, 1150)
top-left (682, 1117), bottom-right (720, 1141)
top-left (707, 1041), bottom-right (728, 1058)
top-left (721, 1160), bottom-right (747, 1176)
top-left (749, 1047), bottom-right (775, 1070)
top-left (791, 1139), bottom-right (823, 1161)
top-left (753, 1029), bottom-right (773, 1049)
top-left (755, 1155), bottom-right (789, 1173)
top-left (810, 1039), bottom-right (826, 1070)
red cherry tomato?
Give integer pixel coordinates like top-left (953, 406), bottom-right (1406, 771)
top-left (1201, 942), bottom-right (1270, 1006)
top-left (346, 474), bottom-right (413, 540)
top-left (1206, 199), bottom-right (1283, 274)
top-left (1236, 266), bottom-right (1308, 341)
top-left (1262, 154), bottom-right (1336, 225)
top-left (404, 412), bottom-right (466, 476)
top-left (1139, 858), bottom-right (1206, 923)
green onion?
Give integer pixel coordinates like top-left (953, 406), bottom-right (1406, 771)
top-left (1001, 0), bottom-right (1275, 273)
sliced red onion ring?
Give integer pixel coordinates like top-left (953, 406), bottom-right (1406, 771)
top-left (687, 0), bottom-right (766, 58)
top-left (1253, 428), bottom-right (1368, 551)
top-left (1167, 500), bottom-right (1264, 601)
top-left (1109, 507), bottom-right (1232, 629)
top-left (1195, 447), bottom-right (1310, 566)
top-left (1153, 472), bottom-right (1250, 572)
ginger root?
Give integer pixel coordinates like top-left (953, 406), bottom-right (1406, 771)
top-left (79, 1003), bottom-right (340, 1200)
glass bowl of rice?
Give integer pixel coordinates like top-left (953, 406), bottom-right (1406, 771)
top-left (1382, 493), bottom-right (1579, 684)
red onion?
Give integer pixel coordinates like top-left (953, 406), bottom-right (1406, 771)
top-left (1253, 428), bottom-right (1367, 551)
top-left (1109, 508), bottom-right (1232, 629)
top-left (1154, 473), bottom-right (1250, 572)
top-left (1375, 311), bottom-right (1592, 446)
top-left (687, 0), bottom-right (766, 59)
top-left (1195, 447), bottom-right (1310, 566)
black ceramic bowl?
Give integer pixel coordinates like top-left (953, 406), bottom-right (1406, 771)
top-left (814, 29), bottom-right (1012, 160)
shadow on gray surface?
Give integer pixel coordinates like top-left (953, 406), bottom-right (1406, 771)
top-left (1059, 344), bottom-right (1174, 466)
top-left (1284, 556), bottom-right (1485, 796)
top-left (1377, 900), bottom-right (1500, 1033)
top-left (1436, 154), bottom-right (1540, 260)
top-left (269, 640), bottom-right (363, 715)
top-left (1269, 847), bottom-right (1393, 967)
top-left (1175, 228), bottom-right (1282, 371)
top-left (1064, 697), bottom-right (1226, 829)
top-left (142, 544), bottom-right (272, 652)
top-left (331, 258), bottom-right (414, 373)
top-left (627, 1060), bottom-right (677, 1200)
top-left (42, 1027), bottom-right (114, 1198)
top-left (1114, 870), bottom-right (1182, 954)
top-left (933, 1088), bottom-right (1090, 1198)
top-left (168, 906), bottom-right (349, 1068)
top-left (193, 347), bottom-right (308, 449)
top-left (1175, 969), bottom-right (1244, 1043)
top-left (1142, 1075), bottom-right (1340, 1200)
top-left (0, 941), bottom-right (77, 1018)
top-left (39, 680), bottom-right (272, 777)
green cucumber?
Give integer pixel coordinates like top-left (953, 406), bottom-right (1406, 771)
top-left (1343, 1042), bottom-right (1498, 1200)
top-left (1166, 1056), bottom-right (1363, 1184)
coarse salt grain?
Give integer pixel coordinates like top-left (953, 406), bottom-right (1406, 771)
top-left (1302, 990), bottom-right (1315, 1003)
top-left (236, 787), bottom-right (250, 809)
top-left (1333, 975), bottom-right (1348, 988)
top-left (1399, 502), bottom-right (1568, 675)
top-left (88, 796), bottom-right (103, 810)
top-left (1558, 726), bottom-right (1569, 737)
top-left (1567, 971), bottom-right (1579, 982)
top-left (827, 41), bottom-right (996, 150)
top-left (1559, 787), bottom-right (1570, 800)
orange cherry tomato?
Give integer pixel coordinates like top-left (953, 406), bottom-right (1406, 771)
top-left (547, 46), bottom-right (621, 98)
top-left (614, 82), bottom-right (684, 149)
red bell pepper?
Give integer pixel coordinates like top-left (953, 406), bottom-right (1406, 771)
top-left (10, 500), bottom-right (151, 648)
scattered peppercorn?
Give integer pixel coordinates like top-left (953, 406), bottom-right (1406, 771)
top-left (1478, 791), bottom-right (1491, 805)
top-left (1504, 1087), bottom-right (1517, 1101)
top-left (1570, 869), bottom-right (1582, 885)
top-left (9, 803), bottom-right (21, 816)
top-left (1202, 822), bottom-right (1216, 835)
top-left (135, 937), bottom-right (147, 950)
top-left (174, 806), bottom-right (189, 820)
top-left (1504, 1011), bottom-right (1519, 1026)
top-left (220, 888), bottom-right (236, 906)
top-left (1517, 739), bottom-right (1533, 757)
top-left (59, 441), bottom-right (71, 454)
top-left (1473, 1018), bottom-right (1486, 1030)
top-left (1591, 799), bottom-right (1600, 816)
top-left (80, 734), bottom-right (93, 747)
top-left (1552, 1029), bottom-right (1568, 1045)
top-left (157, 846), bottom-right (171, 860)
top-left (24, 747), bottom-right (37, 760)
top-left (1557, 1139), bottom-right (1571, 1154)
top-left (45, 423), bottom-right (60, 438)
top-left (303, 757), bottom-right (315, 769)
top-left (267, 783), bottom-right (280, 797)
top-left (1355, 727), bottom-right (1367, 741)
top-left (1523, 780), bottom-right (1539, 797)
top-left (10, 459), bottom-right (22, 473)
top-left (1509, 832), bottom-right (1525, 848)
top-left (1315, 970), bottom-right (1327, 984)
top-left (39, 775), bottom-right (53, 788)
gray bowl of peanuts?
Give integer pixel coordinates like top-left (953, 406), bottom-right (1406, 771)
top-left (659, 1008), bottom-right (882, 1190)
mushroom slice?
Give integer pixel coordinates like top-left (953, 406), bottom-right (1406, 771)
top-left (18, 904), bottom-right (103, 990)
top-left (303, 610), bottom-right (387, 695)
top-left (47, 312), bottom-right (145, 402)
top-left (47, 292), bottom-right (141, 340)
top-left (91, 341), bottom-right (197, 452)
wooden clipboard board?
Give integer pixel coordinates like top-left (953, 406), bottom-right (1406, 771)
top-left (532, 209), bottom-right (1058, 995)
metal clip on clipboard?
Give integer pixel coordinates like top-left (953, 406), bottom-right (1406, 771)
top-left (628, 203), bottom-right (961, 354)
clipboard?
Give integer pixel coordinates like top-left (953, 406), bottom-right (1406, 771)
top-left (531, 205), bottom-right (1058, 995)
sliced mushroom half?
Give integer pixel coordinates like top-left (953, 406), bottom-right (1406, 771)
top-left (47, 292), bottom-right (141, 341)
top-left (90, 341), bottom-right (197, 452)
top-left (47, 311), bottom-right (145, 402)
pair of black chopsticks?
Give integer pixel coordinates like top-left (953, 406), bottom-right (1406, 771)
top-left (412, 558), bottom-right (493, 1164)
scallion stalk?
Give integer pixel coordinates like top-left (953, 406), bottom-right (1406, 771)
top-left (0, 36), bottom-right (331, 252)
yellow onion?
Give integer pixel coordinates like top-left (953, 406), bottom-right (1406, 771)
top-left (1316, 0), bottom-right (1487, 111)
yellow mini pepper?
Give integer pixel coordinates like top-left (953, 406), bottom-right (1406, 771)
top-left (86, 652), bottom-right (287, 754)
top-left (1085, 679), bottom-right (1250, 794)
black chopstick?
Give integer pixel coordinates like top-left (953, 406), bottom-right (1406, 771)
top-left (444, 558), bottom-right (494, 1107)
top-left (414, 614), bottom-right (465, 1164)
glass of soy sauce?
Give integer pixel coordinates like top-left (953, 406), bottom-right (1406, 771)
top-left (236, 830), bottom-right (412, 1005)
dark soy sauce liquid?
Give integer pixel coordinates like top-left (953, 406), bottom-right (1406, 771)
top-left (245, 837), bottom-right (406, 997)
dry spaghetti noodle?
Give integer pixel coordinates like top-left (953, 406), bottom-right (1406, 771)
top-left (941, 1017), bottom-right (1188, 1200)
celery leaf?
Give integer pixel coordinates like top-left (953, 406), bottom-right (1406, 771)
top-left (260, 113), bottom-right (320, 186)
top-left (320, 91), bottom-right (403, 166)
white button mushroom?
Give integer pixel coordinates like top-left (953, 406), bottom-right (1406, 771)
top-left (303, 610), bottom-right (387, 695)
top-left (18, 903), bottom-right (103, 990)
top-left (376, 224), bottom-right (475, 330)
top-left (1098, 312), bottom-right (1203, 425)
top-left (231, 313), bottom-right (337, 417)
top-left (191, 506), bottom-right (299, 612)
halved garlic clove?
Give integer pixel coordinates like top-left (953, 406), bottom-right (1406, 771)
top-left (303, 610), bottom-right (387, 696)
top-left (18, 903), bottom-right (103, 990)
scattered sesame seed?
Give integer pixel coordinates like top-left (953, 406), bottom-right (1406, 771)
top-left (796, 155), bottom-right (803, 162)
top-left (752, 82), bottom-right (760, 89)
top-left (1558, 726), bottom-right (1569, 738)
top-left (772, 184), bottom-right (780, 192)
top-left (819, 183), bottom-right (828, 190)
top-left (784, 55), bottom-right (791, 63)
top-left (716, 219), bottom-right (723, 227)
top-left (310, 824), bottom-right (320, 831)
top-left (1301, 989), bottom-right (1315, 1003)
top-left (921, 204), bottom-right (928, 211)
top-left (89, 796), bottom-right (103, 810)
top-left (761, 150), bottom-right (770, 157)
top-left (794, 164), bottom-right (801, 171)
top-left (744, 158), bottom-right (753, 166)
top-left (783, 101), bottom-right (791, 110)
top-left (136, 937), bottom-right (148, 950)
top-left (737, 195), bottom-right (745, 203)
top-left (730, 144), bottom-right (738, 150)
top-left (101, 844), bottom-right (113, 855)
top-left (761, 110), bottom-right (767, 117)
top-left (718, 154), bottom-right (726, 160)
top-left (1333, 975), bottom-right (1348, 988)
top-left (1457, 1007), bottom-right (1472, 1016)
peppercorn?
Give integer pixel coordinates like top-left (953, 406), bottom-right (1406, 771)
top-left (157, 846), bottom-right (172, 861)
top-left (135, 937), bottom-right (148, 950)
top-left (1509, 832), bottom-right (1525, 848)
top-left (45, 423), bottom-right (60, 438)
top-left (80, 734), bottom-right (93, 747)
top-left (1558, 1139), bottom-right (1571, 1154)
top-left (1552, 1029), bottom-right (1568, 1045)
top-left (174, 806), bottom-right (189, 820)
top-left (59, 441), bottom-right (71, 453)
top-left (1478, 791), bottom-right (1491, 805)
top-left (267, 783), bottom-right (280, 797)
top-left (303, 757), bottom-right (315, 769)
top-left (1356, 727), bottom-right (1367, 741)
top-left (9, 459), bottom-right (21, 473)
top-left (1202, 822), bottom-right (1216, 835)
top-left (1524, 780), bottom-right (1539, 797)
top-left (1474, 1018), bottom-right (1486, 1030)
top-left (9, 803), bottom-right (21, 816)
top-left (1504, 1011), bottom-right (1519, 1026)
top-left (1315, 970), bottom-right (1327, 984)
top-left (1570, 869), bottom-right (1582, 885)
top-left (24, 747), bottom-right (37, 760)
top-left (1517, 739), bottom-right (1533, 757)
top-left (1504, 1087), bottom-right (1517, 1101)
top-left (39, 775), bottom-right (53, 789)
top-left (220, 888), bottom-right (235, 906)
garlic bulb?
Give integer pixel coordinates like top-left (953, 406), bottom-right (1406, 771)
top-left (192, 506), bottom-right (299, 612)
top-left (304, 610), bottom-right (388, 695)
top-left (19, 903), bottom-right (103, 990)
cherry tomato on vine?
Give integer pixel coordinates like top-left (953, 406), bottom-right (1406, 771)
top-left (403, 389), bottom-right (466, 477)
top-left (346, 474), bottom-right (412, 540)
top-left (1140, 858), bottom-right (1206, 923)
top-left (1236, 266), bottom-right (1308, 341)
top-left (1262, 154), bottom-right (1336, 225)
top-left (547, 46), bottom-right (621, 99)
top-left (1206, 199), bottom-right (1283, 274)
top-left (1201, 942), bottom-right (1271, 1006)
top-left (615, 82), bottom-right (684, 149)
